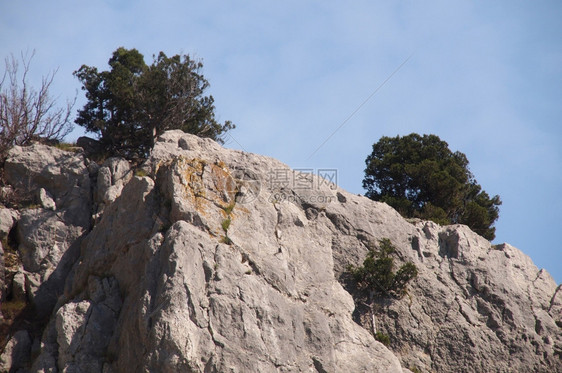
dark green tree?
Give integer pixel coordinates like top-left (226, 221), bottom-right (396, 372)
top-left (363, 133), bottom-right (501, 240)
top-left (347, 238), bottom-right (418, 336)
top-left (74, 47), bottom-right (234, 160)
top-left (349, 238), bottom-right (418, 298)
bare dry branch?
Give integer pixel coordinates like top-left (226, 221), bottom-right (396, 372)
top-left (0, 50), bottom-right (75, 157)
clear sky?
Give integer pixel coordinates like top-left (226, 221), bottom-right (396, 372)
top-left (1, 1), bottom-right (561, 283)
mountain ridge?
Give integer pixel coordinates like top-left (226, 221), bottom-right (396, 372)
top-left (0, 130), bottom-right (560, 372)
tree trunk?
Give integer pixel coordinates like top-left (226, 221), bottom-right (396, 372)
top-left (369, 291), bottom-right (377, 335)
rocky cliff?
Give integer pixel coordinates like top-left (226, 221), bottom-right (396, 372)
top-left (0, 131), bottom-right (560, 372)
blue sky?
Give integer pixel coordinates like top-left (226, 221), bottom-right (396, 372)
top-left (1, 1), bottom-right (561, 283)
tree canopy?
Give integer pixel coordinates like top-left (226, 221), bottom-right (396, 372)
top-left (363, 133), bottom-right (501, 240)
top-left (74, 47), bottom-right (234, 160)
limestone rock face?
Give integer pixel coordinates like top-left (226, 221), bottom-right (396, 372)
top-left (0, 241), bottom-right (4, 304)
top-left (41, 132), bottom-right (405, 372)
top-left (1, 131), bottom-right (560, 373)
top-left (4, 144), bottom-right (91, 216)
top-left (0, 208), bottom-right (19, 240)
top-left (96, 157), bottom-right (131, 204)
top-left (0, 208), bottom-right (17, 303)
top-left (0, 330), bottom-right (31, 372)
top-left (3, 144), bottom-right (91, 317)
top-left (94, 157), bottom-right (132, 220)
top-left (369, 222), bottom-right (562, 372)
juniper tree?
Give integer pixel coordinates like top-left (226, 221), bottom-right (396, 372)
top-left (363, 133), bottom-right (501, 240)
top-left (74, 47), bottom-right (234, 160)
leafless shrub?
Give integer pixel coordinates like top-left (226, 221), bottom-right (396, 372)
top-left (0, 50), bottom-right (75, 158)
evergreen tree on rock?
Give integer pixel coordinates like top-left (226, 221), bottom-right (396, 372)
top-left (363, 133), bottom-right (501, 240)
top-left (74, 47), bottom-right (234, 160)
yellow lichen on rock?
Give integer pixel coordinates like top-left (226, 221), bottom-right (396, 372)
top-left (169, 157), bottom-right (247, 239)
top-left (176, 157), bottom-right (209, 214)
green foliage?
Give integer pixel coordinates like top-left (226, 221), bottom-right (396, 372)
top-left (1, 236), bottom-right (21, 269)
top-left (220, 217), bottom-right (233, 245)
top-left (222, 201), bottom-right (236, 215)
top-left (221, 218), bottom-right (231, 232)
top-left (0, 299), bottom-right (26, 320)
top-left (134, 168), bottom-right (149, 177)
top-left (220, 235), bottom-right (233, 245)
top-left (74, 47), bottom-right (234, 160)
top-left (363, 133), bottom-right (501, 240)
top-left (374, 331), bottom-right (390, 346)
top-left (349, 238), bottom-right (418, 298)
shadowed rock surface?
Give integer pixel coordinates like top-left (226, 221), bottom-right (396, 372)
top-left (0, 131), bottom-right (560, 372)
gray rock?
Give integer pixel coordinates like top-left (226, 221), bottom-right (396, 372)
top-left (38, 188), bottom-right (56, 211)
top-left (0, 208), bottom-right (19, 239)
top-left (0, 330), bottom-right (31, 372)
top-left (16, 208), bottom-right (84, 274)
top-left (143, 132), bottom-right (560, 372)
top-left (3, 145), bottom-right (92, 319)
top-left (30, 276), bottom-right (122, 373)
top-left (0, 241), bottom-right (3, 305)
top-left (4, 131), bottom-right (558, 373)
top-left (96, 157), bottom-right (131, 204)
top-left (11, 271), bottom-right (26, 302)
top-left (29, 317), bottom-right (59, 372)
top-left (332, 218), bottom-right (562, 373)
top-left (93, 157), bottom-right (132, 221)
top-left (46, 132), bottom-right (405, 372)
top-left (4, 144), bottom-right (90, 215)
top-left (1, 208), bottom-right (18, 305)
top-left (76, 136), bottom-right (102, 158)
top-left (15, 208), bottom-right (85, 316)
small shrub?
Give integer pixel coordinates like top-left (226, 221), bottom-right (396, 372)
top-left (220, 235), bottom-right (232, 245)
top-left (1, 299), bottom-right (27, 320)
top-left (348, 238), bottom-right (418, 298)
top-left (374, 331), bottom-right (390, 346)
top-left (222, 201), bottom-right (236, 215)
top-left (1, 235), bottom-right (21, 269)
top-left (0, 185), bottom-right (35, 210)
top-left (3, 250), bottom-right (20, 269)
top-left (134, 168), bottom-right (149, 177)
top-left (21, 202), bottom-right (41, 210)
top-left (221, 218), bottom-right (231, 232)
top-left (346, 238), bottom-right (418, 341)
